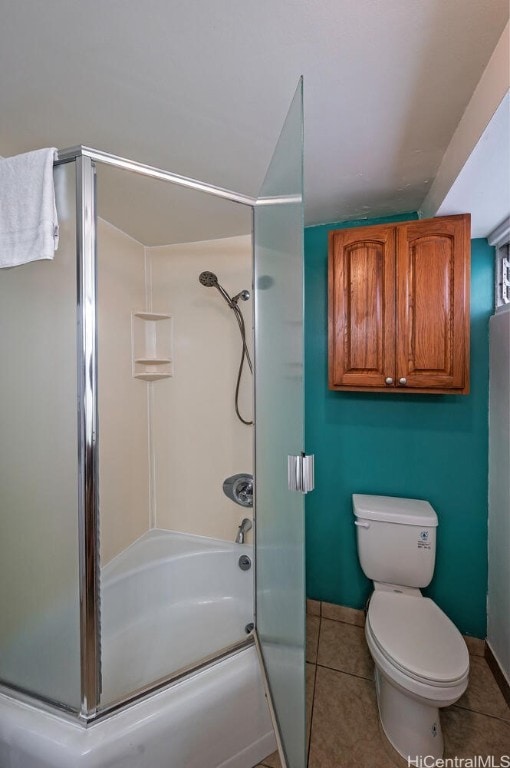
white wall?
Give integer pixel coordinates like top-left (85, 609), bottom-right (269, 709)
top-left (421, 21), bottom-right (509, 219)
top-left (488, 308), bottom-right (510, 683)
top-left (97, 219), bottom-right (151, 564)
top-left (147, 236), bottom-right (254, 543)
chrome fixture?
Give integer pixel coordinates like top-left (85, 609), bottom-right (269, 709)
top-left (231, 289), bottom-right (251, 303)
top-left (238, 554), bottom-right (252, 570)
top-left (198, 271), bottom-right (253, 425)
top-left (287, 454), bottom-right (315, 494)
top-left (223, 473), bottom-right (253, 507)
top-left (198, 271), bottom-right (250, 306)
top-left (57, 146), bottom-right (257, 207)
top-left (235, 518), bottom-right (253, 545)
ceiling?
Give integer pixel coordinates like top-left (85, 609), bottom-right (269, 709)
top-left (0, 0), bottom-right (508, 245)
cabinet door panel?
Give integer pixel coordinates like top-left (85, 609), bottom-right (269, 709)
top-left (329, 225), bottom-right (395, 388)
top-left (396, 215), bottom-right (470, 392)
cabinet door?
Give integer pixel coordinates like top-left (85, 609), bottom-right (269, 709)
top-left (329, 225), bottom-right (396, 389)
top-left (396, 214), bottom-right (470, 392)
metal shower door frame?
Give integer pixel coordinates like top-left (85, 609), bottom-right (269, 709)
top-left (54, 145), bottom-right (294, 743)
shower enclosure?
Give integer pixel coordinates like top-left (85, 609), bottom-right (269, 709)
top-left (0, 83), bottom-right (308, 767)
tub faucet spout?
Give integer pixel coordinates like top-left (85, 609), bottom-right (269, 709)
top-left (235, 518), bottom-right (252, 544)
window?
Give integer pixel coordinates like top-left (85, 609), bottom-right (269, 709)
top-left (496, 242), bottom-right (510, 309)
top-left (489, 217), bottom-right (510, 312)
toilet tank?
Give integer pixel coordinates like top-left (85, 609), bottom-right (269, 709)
top-left (353, 494), bottom-right (438, 588)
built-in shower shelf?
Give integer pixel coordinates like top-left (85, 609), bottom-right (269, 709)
top-left (132, 311), bottom-right (173, 380)
top-left (134, 311), bottom-right (172, 321)
top-left (134, 372), bottom-right (172, 381)
top-left (134, 357), bottom-right (172, 365)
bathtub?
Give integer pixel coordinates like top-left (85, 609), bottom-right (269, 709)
top-left (101, 529), bottom-right (256, 703)
top-left (0, 530), bottom-right (276, 768)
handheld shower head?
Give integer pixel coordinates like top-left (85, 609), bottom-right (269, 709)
top-left (198, 267), bottom-right (254, 425)
top-left (199, 270), bottom-right (235, 307)
top-left (199, 271), bottom-right (218, 287)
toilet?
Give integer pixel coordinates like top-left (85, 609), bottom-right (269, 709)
top-left (353, 494), bottom-right (469, 762)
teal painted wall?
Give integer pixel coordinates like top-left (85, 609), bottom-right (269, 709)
top-left (304, 214), bottom-right (494, 638)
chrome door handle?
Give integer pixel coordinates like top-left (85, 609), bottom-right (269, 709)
top-left (385, 377), bottom-right (393, 385)
top-left (288, 454), bottom-right (314, 494)
top-left (399, 377), bottom-right (407, 386)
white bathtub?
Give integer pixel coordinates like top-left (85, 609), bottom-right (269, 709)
top-left (0, 530), bottom-right (276, 768)
top-left (101, 529), bottom-right (256, 703)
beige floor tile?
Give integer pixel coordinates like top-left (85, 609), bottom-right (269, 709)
top-left (307, 598), bottom-right (321, 617)
top-left (308, 666), bottom-right (396, 768)
top-left (317, 618), bottom-right (373, 679)
top-left (258, 751), bottom-right (281, 768)
top-left (321, 602), bottom-right (365, 627)
top-left (456, 655), bottom-right (510, 722)
top-left (443, 706), bottom-right (510, 759)
top-left (307, 615), bottom-right (320, 663)
top-left (463, 634), bottom-right (485, 657)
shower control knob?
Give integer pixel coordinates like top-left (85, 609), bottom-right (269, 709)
top-left (399, 377), bottom-right (407, 386)
top-left (223, 473), bottom-right (253, 507)
top-left (385, 377), bottom-right (393, 385)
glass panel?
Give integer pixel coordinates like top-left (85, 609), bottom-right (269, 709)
top-left (0, 161), bottom-right (81, 709)
top-left (255, 79), bottom-right (305, 768)
top-left (94, 165), bottom-right (254, 707)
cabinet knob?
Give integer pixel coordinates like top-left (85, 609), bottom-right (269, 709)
top-left (399, 377), bottom-right (407, 386)
top-left (385, 377), bottom-right (393, 385)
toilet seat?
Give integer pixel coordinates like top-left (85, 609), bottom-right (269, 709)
top-left (367, 591), bottom-right (469, 686)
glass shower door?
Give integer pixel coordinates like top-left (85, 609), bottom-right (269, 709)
top-left (254, 80), bottom-right (306, 768)
top-left (0, 161), bottom-right (81, 710)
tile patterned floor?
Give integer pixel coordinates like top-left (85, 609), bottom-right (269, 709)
top-left (255, 602), bottom-right (510, 768)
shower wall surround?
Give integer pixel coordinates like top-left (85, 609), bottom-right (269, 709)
top-left (97, 219), bottom-right (150, 564)
top-left (305, 215), bottom-right (493, 639)
top-left (97, 226), bottom-right (253, 565)
top-left (148, 235), bottom-right (253, 543)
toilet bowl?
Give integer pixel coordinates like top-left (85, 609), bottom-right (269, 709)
top-left (352, 494), bottom-right (470, 762)
top-left (365, 587), bottom-right (469, 760)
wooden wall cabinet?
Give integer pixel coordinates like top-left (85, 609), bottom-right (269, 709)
top-left (328, 214), bottom-right (470, 394)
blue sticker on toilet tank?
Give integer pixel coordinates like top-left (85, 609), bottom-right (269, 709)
top-left (417, 530), bottom-right (431, 549)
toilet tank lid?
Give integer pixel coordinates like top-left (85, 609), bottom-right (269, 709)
top-left (352, 494), bottom-right (438, 526)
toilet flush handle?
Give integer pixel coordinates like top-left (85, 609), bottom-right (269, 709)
top-left (355, 521), bottom-right (370, 528)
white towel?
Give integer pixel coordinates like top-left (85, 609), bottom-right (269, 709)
top-left (0, 148), bottom-right (59, 268)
